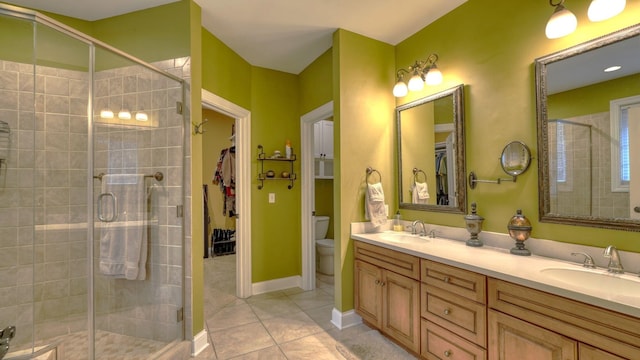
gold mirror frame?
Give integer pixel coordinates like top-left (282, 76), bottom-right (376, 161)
top-left (535, 24), bottom-right (640, 232)
top-left (396, 84), bottom-right (466, 214)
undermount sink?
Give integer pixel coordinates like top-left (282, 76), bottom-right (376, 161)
top-left (378, 231), bottom-right (428, 244)
top-left (540, 267), bottom-right (640, 297)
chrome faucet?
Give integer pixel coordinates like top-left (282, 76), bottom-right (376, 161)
top-left (571, 252), bottom-right (596, 268)
top-left (603, 245), bottom-right (624, 274)
top-left (411, 220), bottom-right (427, 236)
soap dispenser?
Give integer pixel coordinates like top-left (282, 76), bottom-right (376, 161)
top-left (393, 211), bottom-right (403, 232)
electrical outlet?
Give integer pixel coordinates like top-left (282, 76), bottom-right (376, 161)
top-left (268, 193), bottom-right (276, 203)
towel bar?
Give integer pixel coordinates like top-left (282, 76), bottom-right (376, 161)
top-left (93, 172), bottom-right (164, 181)
top-left (412, 168), bottom-right (427, 183)
top-left (365, 167), bottom-right (382, 184)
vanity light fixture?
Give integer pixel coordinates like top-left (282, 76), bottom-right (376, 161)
top-left (393, 53), bottom-right (442, 97)
top-left (588, 0), bottom-right (626, 22)
top-left (545, 0), bottom-right (577, 39)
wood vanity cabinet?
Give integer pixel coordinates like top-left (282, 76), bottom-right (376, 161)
top-left (488, 278), bottom-right (640, 360)
top-left (420, 259), bottom-right (487, 360)
top-left (354, 241), bottom-right (421, 354)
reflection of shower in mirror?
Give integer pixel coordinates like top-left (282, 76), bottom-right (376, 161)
top-left (0, 121), bottom-right (10, 186)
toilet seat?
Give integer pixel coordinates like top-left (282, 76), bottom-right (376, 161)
top-left (316, 239), bottom-right (334, 247)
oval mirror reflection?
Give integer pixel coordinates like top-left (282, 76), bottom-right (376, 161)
top-left (500, 141), bottom-right (531, 176)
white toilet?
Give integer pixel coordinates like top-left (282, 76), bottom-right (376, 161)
top-left (314, 216), bottom-right (334, 275)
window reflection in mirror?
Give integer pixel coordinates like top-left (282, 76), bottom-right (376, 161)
top-left (397, 84), bottom-right (466, 214)
top-left (535, 24), bottom-right (640, 230)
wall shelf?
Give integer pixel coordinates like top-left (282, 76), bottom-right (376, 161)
top-left (257, 144), bottom-right (297, 189)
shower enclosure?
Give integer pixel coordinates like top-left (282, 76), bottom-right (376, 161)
top-left (0, 5), bottom-right (185, 359)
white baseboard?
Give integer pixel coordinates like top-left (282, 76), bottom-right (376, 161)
top-left (252, 275), bottom-right (302, 295)
top-left (191, 329), bottom-right (209, 357)
top-left (331, 308), bottom-right (362, 330)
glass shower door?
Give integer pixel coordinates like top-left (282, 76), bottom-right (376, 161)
top-left (92, 46), bottom-right (184, 358)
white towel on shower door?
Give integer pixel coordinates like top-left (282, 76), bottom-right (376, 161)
top-left (99, 174), bottom-right (148, 280)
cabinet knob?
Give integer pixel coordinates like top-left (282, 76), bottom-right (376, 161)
top-left (380, 281), bottom-right (386, 286)
top-left (443, 276), bottom-right (451, 283)
top-left (375, 279), bottom-right (380, 285)
top-left (444, 350), bottom-right (452, 357)
top-left (443, 308), bottom-right (451, 315)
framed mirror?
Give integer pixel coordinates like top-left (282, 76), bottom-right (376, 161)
top-left (397, 84), bottom-right (466, 214)
top-left (535, 24), bottom-right (640, 231)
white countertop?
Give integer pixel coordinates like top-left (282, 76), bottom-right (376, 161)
top-left (351, 222), bottom-right (640, 319)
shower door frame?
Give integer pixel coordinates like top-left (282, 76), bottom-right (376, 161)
top-left (0, 4), bottom-right (187, 359)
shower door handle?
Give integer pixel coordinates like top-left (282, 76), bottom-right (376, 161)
top-left (98, 192), bottom-right (118, 222)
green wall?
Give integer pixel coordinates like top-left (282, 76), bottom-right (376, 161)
top-left (392, 0), bottom-right (640, 253)
top-left (333, 29), bottom-right (396, 311)
top-left (549, 73), bottom-right (640, 119)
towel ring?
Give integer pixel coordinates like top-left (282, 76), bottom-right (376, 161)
top-left (413, 168), bottom-right (427, 184)
top-left (366, 167), bottom-right (382, 185)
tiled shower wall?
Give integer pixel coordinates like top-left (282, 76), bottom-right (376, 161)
top-left (548, 112), bottom-right (629, 218)
top-left (0, 56), bottom-right (189, 350)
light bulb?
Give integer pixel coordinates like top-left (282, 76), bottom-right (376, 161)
top-left (393, 81), bottom-right (408, 97)
top-left (545, 4), bottom-right (577, 39)
top-left (588, 0), bottom-right (625, 22)
top-left (100, 109), bottom-right (114, 119)
top-left (118, 109), bottom-right (131, 120)
top-left (135, 111), bottom-right (148, 121)
top-left (425, 67), bottom-right (443, 85)
top-left (407, 74), bottom-right (425, 92)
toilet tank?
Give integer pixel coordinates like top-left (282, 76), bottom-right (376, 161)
top-left (314, 216), bottom-right (330, 240)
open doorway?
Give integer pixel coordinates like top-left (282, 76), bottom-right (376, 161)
top-left (300, 102), bottom-right (334, 291)
top-left (202, 90), bottom-right (252, 298)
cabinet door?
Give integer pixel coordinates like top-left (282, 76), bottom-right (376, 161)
top-left (488, 310), bottom-right (577, 360)
top-left (579, 344), bottom-right (627, 360)
top-left (354, 259), bottom-right (382, 328)
top-left (314, 120), bottom-right (333, 159)
top-left (383, 270), bottom-right (420, 353)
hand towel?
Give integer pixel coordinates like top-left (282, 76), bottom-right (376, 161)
top-left (365, 182), bottom-right (387, 227)
top-left (99, 174), bottom-right (148, 280)
top-left (411, 181), bottom-right (430, 204)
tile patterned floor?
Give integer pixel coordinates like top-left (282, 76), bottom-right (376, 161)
top-left (194, 255), bottom-right (414, 360)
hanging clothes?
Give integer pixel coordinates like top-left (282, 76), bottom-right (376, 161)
top-left (212, 146), bottom-right (236, 217)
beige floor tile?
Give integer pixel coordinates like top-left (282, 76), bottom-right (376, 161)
top-left (261, 310), bottom-right (324, 344)
top-left (278, 332), bottom-right (346, 360)
top-left (303, 304), bottom-right (336, 331)
top-left (206, 303), bottom-right (259, 332)
top-left (227, 345), bottom-right (287, 360)
top-left (288, 288), bottom-right (334, 310)
top-left (248, 296), bottom-right (301, 320)
top-left (210, 322), bottom-right (275, 360)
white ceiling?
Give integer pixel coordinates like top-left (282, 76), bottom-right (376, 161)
top-left (5, 0), bottom-right (467, 74)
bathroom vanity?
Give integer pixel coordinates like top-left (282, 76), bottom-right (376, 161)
top-left (352, 227), bottom-right (640, 359)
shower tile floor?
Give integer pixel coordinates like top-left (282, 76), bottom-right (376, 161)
top-left (194, 254), bottom-right (415, 360)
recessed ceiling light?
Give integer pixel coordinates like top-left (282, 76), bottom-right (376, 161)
top-left (604, 65), bottom-right (622, 72)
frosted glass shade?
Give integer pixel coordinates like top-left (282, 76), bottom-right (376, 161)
top-left (425, 67), bottom-right (443, 85)
top-left (393, 81), bottom-right (408, 97)
top-left (545, 5), bottom-right (577, 39)
top-left (588, 0), bottom-right (625, 22)
top-left (407, 74), bottom-right (424, 91)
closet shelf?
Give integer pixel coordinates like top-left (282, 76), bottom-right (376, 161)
top-left (257, 144), bottom-right (297, 189)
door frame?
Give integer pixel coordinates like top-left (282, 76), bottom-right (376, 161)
top-left (300, 101), bottom-right (333, 290)
top-left (202, 89), bottom-right (252, 298)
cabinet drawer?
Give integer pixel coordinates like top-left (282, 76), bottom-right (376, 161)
top-left (488, 278), bottom-right (640, 359)
top-left (421, 259), bottom-right (486, 303)
top-left (422, 284), bottom-right (486, 347)
top-left (579, 343), bottom-right (627, 360)
top-left (421, 320), bottom-right (486, 360)
top-left (354, 240), bottom-right (420, 280)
